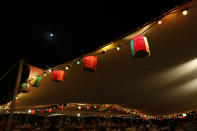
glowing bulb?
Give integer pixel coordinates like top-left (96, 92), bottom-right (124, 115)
top-left (116, 46), bottom-right (120, 51)
top-left (104, 49), bottom-right (107, 52)
top-left (44, 72), bottom-right (46, 76)
top-left (16, 97), bottom-right (18, 99)
top-left (65, 67), bottom-right (69, 70)
top-left (158, 20), bottom-right (162, 25)
top-left (28, 110), bottom-right (32, 113)
top-left (183, 113), bottom-right (187, 117)
top-left (49, 69), bottom-right (52, 73)
top-left (77, 113), bottom-right (80, 117)
top-left (78, 106), bottom-right (81, 110)
top-left (77, 61), bottom-right (80, 64)
top-left (182, 10), bottom-right (188, 16)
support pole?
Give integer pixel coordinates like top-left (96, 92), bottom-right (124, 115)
top-left (6, 59), bottom-right (23, 131)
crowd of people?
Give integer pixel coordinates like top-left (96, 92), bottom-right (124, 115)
top-left (0, 113), bottom-right (197, 131)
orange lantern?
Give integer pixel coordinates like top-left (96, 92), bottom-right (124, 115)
top-left (32, 110), bottom-right (36, 114)
top-left (83, 56), bottom-right (97, 72)
top-left (48, 108), bottom-right (53, 113)
top-left (53, 70), bottom-right (65, 82)
top-left (105, 104), bottom-right (110, 108)
top-left (87, 106), bottom-right (90, 110)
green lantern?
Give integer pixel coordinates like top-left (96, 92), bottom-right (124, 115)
top-left (34, 76), bottom-right (41, 87)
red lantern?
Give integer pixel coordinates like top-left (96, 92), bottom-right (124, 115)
top-left (112, 106), bottom-right (115, 109)
top-left (83, 56), bottom-right (97, 72)
top-left (117, 108), bottom-right (120, 111)
top-left (130, 35), bottom-right (150, 58)
top-left (48, 108), bottom-right (53, 113)
top-left (32, 110), bottom-right (36, 114)
top-left (59, 105), bottom-right (63, 110)
top-left (53, 70), bottom-right (65, 82)
top-left (87, 106), bottom-right (90, 110)
top-left (40, 110), bottom-right (45, 114)
top-left (105, 104), bottom-right (110, 108)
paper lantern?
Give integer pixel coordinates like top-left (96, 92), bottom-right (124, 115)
top-left (112, 106), bottom-right (115, 109)
top-left (34, 77), bottom-right (41, 87)
top-left (105, 104), bottom-right (110, 108)
top-left (86, 106), bottom-right (90, 110)
top-left (130, 35), bottom-right (150, 58)
top-left (59, 105), bottom-right (63, 110)
top-left (48, 108), bottom-right (53, 113)
top-left (21, 83), bottom-right (31, 93)
top-left (40, 110), bottom-right (45, 114)
top-left (32, 110), bottom-right (36, 114)
top-left (53, 70), bottom-right (65, 82)
top-left (82, 56), bottom-right (97, 72)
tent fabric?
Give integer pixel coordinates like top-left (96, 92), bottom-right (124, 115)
top-left (16, 0), bottom-right (197, 116)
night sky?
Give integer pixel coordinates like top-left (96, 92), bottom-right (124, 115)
top-left (0, 0), bottom-right (186, 103)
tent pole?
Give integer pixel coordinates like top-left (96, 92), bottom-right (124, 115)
top-left (6, 59), bottom-right (23, 131)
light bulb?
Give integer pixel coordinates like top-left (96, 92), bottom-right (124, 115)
top-left (49, 69), bottom-right (52, 73)
top-left (44, 72), bottom-right (46, 76)
top-left (65, 67), bottom-right (69, 70)
top-left (77, 61), bottom-right (80, 64)
top-left (158, 20), bottom-right (162, 25)
top-left (182, 10), bottom-right (188, 16)
top-left (117, 46), bottom-right (120, 51)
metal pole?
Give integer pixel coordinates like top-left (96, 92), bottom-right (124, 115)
top-left (6, 59), bottom-right (23, 131)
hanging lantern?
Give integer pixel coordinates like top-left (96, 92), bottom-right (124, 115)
top-left (87, 106), bottom-right (90, 110)
top-left (48, 108), bottom-right (53, 113)
top-left (31, 77), bottom-right (42, 87)
top-left (40, 110), bottom-right (45, 114)
top-left (130, 35), bottom-right (150, 58)
top-left (105, 104), bottom-right (110, 108)
top-left (32, 110), bottom-right (36, 114)
top-left (112, 106), bottom-right (115, 109)
top-left (53, 70), bottom-right (65, 82)
top-left (82, 56), bottom-right (97, 72)
top-left (59, 105), bottom-right (63, 110)
top-left (21, 83), bottom-right (31, 93)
